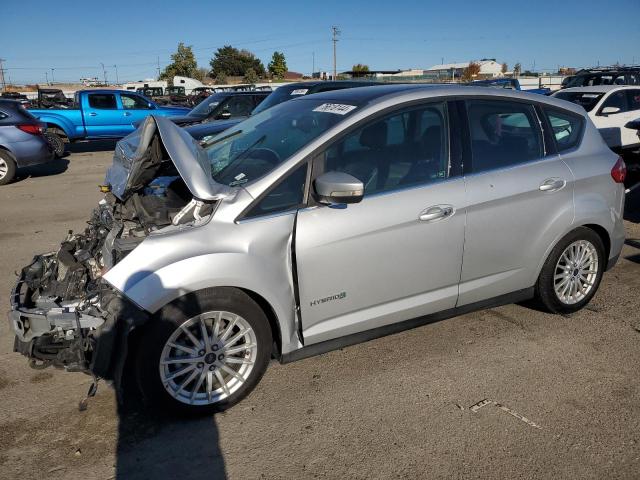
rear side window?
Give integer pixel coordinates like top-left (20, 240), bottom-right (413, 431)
top-left (544, 108), bottom-right (584, 152)
top-left (88, 94), bottom-right (117, 109)
top-left (600, 91), bottom-right (629, 113)
top-left (466, 100), bottom-right (543, 173)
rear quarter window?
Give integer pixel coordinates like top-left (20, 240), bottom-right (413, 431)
top-left (544, 108), bottom-right (585, 152)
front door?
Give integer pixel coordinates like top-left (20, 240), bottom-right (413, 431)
top-left (295, 102), bottom-right (466, 345)
top-left (119, 93), bottom-right (155, 136)
top-left (83, 92), bottom-right (120, 137)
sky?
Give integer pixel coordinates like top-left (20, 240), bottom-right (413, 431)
top-left (2, 0), bottom-right (639, 85)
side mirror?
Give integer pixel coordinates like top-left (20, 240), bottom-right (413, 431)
top-left (601, 106), bottom-right (621, 115)
top-left (313, 171), bottom-right (364, 206)
top-left (218, 110), bottom-right (232, 120)
top-left (624, 119), bottom-right (640, 130)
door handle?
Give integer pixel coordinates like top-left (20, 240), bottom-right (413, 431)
top-left (419, 205), bottom-right (454, 222)
top-left (539, 178), bottom-right (566, 192)
top-left (123, 112), bottom-right (132, 116)
top-left (88, 112), bottom-right (97, 116)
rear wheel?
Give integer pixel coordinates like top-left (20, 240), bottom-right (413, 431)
top-left (45, 130), bottom-right (65, 157)
top-left (135, 288), bottom-right (272, 415)
top-left (536, 227), bottom-right (605, 313)
top-left (0, 150), bottom-right (17, 185)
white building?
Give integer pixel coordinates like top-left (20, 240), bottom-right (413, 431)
top-left (425, 59), bottom-right (504, 79)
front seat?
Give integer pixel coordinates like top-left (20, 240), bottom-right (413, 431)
top-left (399, 125), bottom-right (443, 186)
top-left (340, 121), bottom-right (389, 192)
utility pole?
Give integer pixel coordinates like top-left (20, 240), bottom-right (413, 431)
top-left (157, 56), bottom-right (161, 79)
top-left (113, 64), bottom-right (119, 85)
top-left (331, 25), bottom-right (340, 80)
top-left (100, 62), bottom-right (107, 85)
top-left (50, 68), bottom-right (55, 84)
top-left (312, 51), bottom-right (315, 77)
top-left (0, 58), bottom-right (6, 92)
top-left (45, 71), bottom-right (49, 85)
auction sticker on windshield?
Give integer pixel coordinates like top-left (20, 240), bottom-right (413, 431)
top-left (290, 89), bottom-right (309, 95)
top-left (313, 103), bottom-right (357, 115)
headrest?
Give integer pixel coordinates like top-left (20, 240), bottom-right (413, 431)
top-left (360, 121), bottom-right (388, 150)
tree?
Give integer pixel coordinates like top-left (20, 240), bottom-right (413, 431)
top-left (268, 51), bottom-right (287, 79)
top-left (513, 62), bottom-right (522, 77)
top-left (210, 45), bottom-right (265, 78)
top-left (193, 67), bottom-right (210, 82)
top-left (501, 62), bottom-right (508, 74)
top-left (352, 63), bottom-right (370, 73)
top-left (351, 64), bottom-right (370, 77)
top-left (214, 73), bottom-right (227, 85)
top-left (159, 43), bottom-right (198, 82)
top-left (243, 68), bottom-right (259, 84)
top-left (461, 62), bottom-right (481, 81)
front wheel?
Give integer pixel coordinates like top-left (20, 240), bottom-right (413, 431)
top-left (135, 288), bottom-right (272, 415)
top-left (536, 227), bottom-right (605, 314)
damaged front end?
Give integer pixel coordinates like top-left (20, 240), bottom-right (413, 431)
top-left (8, 116), bottom-right (233, 383)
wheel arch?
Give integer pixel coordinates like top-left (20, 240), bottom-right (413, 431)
top-left (45, 123), bottom-right (69, 141)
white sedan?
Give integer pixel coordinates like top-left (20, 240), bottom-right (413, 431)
top-left (554, 85), bottom-right (640, 151)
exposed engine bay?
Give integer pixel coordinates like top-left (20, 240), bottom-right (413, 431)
top-left (8, 116), bottom-right (219, 380)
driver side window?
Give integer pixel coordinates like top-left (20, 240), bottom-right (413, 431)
top-left (321, 103), bottom-right (449, 196)
top-left (121, 93), bottom-right (151, 109)
top-left (600, 91), bottom-right (629, 114)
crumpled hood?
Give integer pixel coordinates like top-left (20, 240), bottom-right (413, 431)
top-left (105, 116), bottom-right (235, 201)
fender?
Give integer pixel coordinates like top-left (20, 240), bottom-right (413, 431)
top-left (102, 214), bottom-right (303, 355)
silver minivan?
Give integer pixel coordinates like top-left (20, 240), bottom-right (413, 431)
top-left (9, 85), bottom-right (626, 414)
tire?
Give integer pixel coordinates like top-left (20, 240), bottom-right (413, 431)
top-left (536, 227), bottom-right (605, 314)
top-left (0, 150), bottom-right (17, 186)
top-left (134, 287), bottom-right (272, 415)
top-left (44, 131), bottom-right (65, 158)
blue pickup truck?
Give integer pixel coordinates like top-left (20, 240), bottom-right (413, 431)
top-left (30, 89), bottom-right (190, 156)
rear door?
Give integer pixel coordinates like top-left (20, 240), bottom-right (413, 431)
top-left (458, 98), bottom-right (574, 306)
top-left (295, 101), bottom-right (467, 345)
top-left (82, 92), bottom-right (120, 137)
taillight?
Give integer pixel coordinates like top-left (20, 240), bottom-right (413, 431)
top-left (611, 156), bottom-right (627, 184)
top-left (17, 124), bottom-right (44, 136)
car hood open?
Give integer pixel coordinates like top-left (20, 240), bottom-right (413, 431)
top-left (105, 115), bottom-right (235, 201)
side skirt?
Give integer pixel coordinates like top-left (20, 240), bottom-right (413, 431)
top-left (280, 287), bottom-right (534, 364)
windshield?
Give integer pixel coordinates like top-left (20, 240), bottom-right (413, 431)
top-left (188, 93), bottom-right (228, 117)
top-left (203, 97), bottom-right (359, 187)
top-left (554, 91), bottom-right (604, 112)
top-left (251, 85), bottom-right (312, 115)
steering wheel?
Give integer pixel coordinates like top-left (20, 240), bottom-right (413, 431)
top-left (245, 147), bottom-right (281, 165)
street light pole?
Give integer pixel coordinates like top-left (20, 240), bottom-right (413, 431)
top-left (45, 72), bottom-right (49, 85)
top-left (50, 68), bottom-right (55, 84)
top-left (113, 65), bottom-right (119, 85)
top-left (332, 26), bottom-right (340, 80)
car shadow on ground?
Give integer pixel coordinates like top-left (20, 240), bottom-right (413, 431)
top-left (13, 157), bottom-right (70, 183)
top-left (66, 139), bottom-right (119, 155)
top-left (116, 408), bottom-right (227, 480)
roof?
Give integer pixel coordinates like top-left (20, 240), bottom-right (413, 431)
top-left (558, 85), bottom-right (639, 93)
top-left (294, 83), bottom-right (589, 116)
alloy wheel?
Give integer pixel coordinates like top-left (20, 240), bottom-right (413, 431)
top-left (0, 157), bottom-right (7, 179)
top-left (159, 311), bottom-right (258, 406)
top-left (553, 240), bottom-right (599, 305)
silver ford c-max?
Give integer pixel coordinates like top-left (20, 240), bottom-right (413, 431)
top-left (9, 85), bottom-right (626, 414)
